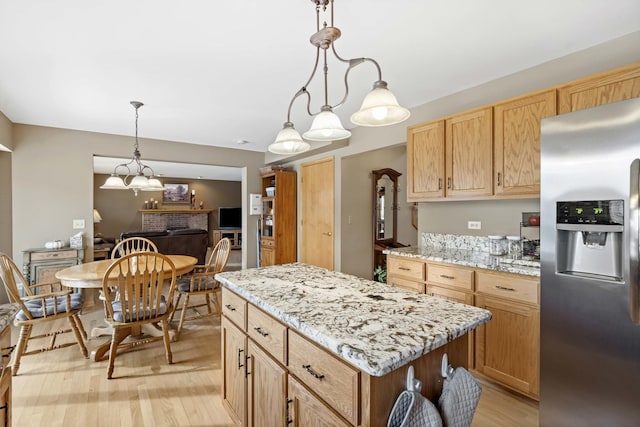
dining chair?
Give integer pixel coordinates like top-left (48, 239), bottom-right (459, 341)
top-left (111, 237), bottom-right (158, 258)
top-left (170, 238), bottom-right (231, 338)
top-left (0, 252), bottom-right (88, 376)
top-left (101, 251), bottom-right (177, 379)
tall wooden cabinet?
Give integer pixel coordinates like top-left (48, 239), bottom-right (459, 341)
top-left (260, 171), bottom-right (297, 267)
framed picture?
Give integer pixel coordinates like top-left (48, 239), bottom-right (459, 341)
top-left (163, 183), bottom-right (190, 203)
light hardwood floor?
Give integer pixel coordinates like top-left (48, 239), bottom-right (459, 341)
top-left (10, 301), bottom-right (538, 426)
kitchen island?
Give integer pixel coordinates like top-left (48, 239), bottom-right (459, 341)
top-left (216, 263), bottom-right (491, 426)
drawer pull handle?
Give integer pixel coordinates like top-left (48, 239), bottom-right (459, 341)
top-left (225, 304), bottom-right (236, 312)
top-left (497, 172), bottom-right (502, 186)
top-left (302, 364), bottom-right (325, 381)
top-left (495, 285), bottom-right (516, 292)
top-left (398, 267), bottom-right (410, 271)
top-left (440, 274), bottom-right (455, 280)
top-left (237, 349), bottom-right (244, 369)
top-left (245, 355), bottom-right (251, 377)
top-left (253, 327), bottom-right (269, 337)
top-left (447, 177), bottom-right (452, 189)
top-left (438, 178), bottom-right (442, 190)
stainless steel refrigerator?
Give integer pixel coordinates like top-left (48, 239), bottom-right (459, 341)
top-left (540, 97), bottom-right (640, 426)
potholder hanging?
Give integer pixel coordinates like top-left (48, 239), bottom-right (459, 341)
top-left (438, 367), bottom-right (482, 427)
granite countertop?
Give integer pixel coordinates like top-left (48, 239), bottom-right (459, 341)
top-left (216, 263), bottom-right (491, 377)
top-left (384, 246), bottom-right (541, 277)
top-left (0, 303), bottom-right (19, 331)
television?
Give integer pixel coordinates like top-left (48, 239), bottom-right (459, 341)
top-left (218, 207), bottom-right (242, 229)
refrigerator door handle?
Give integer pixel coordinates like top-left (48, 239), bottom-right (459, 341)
top-left (630, 159), bottom-right (640, 324)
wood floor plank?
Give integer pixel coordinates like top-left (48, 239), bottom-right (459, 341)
top-left (9, 301), bottom-right (537, 426)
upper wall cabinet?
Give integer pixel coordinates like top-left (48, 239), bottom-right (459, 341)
top-left (445, 106), bottom-right (493, 198)
top-left (407, 120), bottom-right (445, 200)
top-left (557, 63), bottom-right (640, 114)
top-left (493, 90), bottom-right (556, 197)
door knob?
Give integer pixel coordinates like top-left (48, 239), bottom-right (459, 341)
top-left (323, 232), bottom-right (333, 236)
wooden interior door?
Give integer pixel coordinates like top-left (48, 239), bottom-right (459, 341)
top-left (301, 157), bottom-right (335, 270)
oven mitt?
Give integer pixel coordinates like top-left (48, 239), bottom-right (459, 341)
top-left (388, 390), bottom-right (443, 427)
top-left (438, 367), bottom-right (482, 427)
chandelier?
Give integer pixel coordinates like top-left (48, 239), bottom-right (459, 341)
top-left (268, 0), bottom-right (410, 155)
top-left (99, 101), bottom-right (165, 196)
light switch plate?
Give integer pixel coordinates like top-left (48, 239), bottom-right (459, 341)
top-left (73, 219), bottom-right (85, 229)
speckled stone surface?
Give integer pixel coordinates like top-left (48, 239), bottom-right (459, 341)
top-left (383, 233), bottom-right (541, 277)
top-left (216, 263), bottom-right (491, 377)
top-left (0, 303), bottom-right (19, 331)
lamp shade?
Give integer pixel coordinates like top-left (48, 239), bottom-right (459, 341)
top-left (128, 174), bottom-right (150, 190)
top-left (303, 108), bottom-right (352, 142)
top-left (268, 123), bottom-right (310, 155)
top-left (99, 174), bottom-right (127, 190)
top-left (143, 177), bottom-right (165, 191)
top-left (350, 81), bottom-right (410, 127)
top-left (93, 209), bottom-right (103, 223)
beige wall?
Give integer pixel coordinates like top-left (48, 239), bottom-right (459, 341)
top-left (283, 32), bottom-right (640, 272)
top-left (11, 125), bottom-right (264, 267)
top-left (94, 173), bottom-right (241, 243)
top-left (341, 145), bottom-right (418, 279)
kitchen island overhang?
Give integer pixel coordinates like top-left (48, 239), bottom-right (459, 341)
top-left (216, 263), bottom-right (492, 426)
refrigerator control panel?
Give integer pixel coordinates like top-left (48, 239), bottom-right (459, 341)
top-left (556, 200), bottom-right (623, 225)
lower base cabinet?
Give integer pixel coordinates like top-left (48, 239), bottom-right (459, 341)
top-left (222, 317), bottom-right (247, 426)
top-left (247, 340), bottom-right (287, 426)
top-left (288, 375), bottom-right (349, 427)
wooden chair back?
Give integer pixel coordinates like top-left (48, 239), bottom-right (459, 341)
top-left (111, 237), bottom-right (158, 259)
top-left (204, 238), bottom-right (232, 274)
top-left (102, 252), bottom-right (177, 324)
top-left (0, 253), bottom-right (32, 314)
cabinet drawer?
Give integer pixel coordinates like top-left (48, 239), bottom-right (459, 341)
top-left (31, 250), bottom-right (77, 261)
top-left (428, 284), bottom-right (473, 305)
top-left (476, 272), bottom-right (539, 305)
top-left (427, 263), bottom-right (474, 291)
top-left (288, 331), bottom-right (359, 425)
top-left (221, 288), bottom-right (247, 330)
top-left (387, 256), bottom-right (425, 281)
top-left (247, 304), bottom-right (287, 365)
top-left (388, 277), bottom-right (425, 294)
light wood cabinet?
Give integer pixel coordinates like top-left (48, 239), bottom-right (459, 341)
top-left (407, 120), bottom-right (445, 200)
top-left (557, 62), bottom-right (640, 114)
top-left (213, 229), bottom-right (242, 249)
top-left (222, 316), bottom-right (247, 427)
top-left (22, 247), bottom-right (84, 287)
top-left (287, 375), bottom-right (350, 427)
top-left (493, 89), bottom-right (556, 196)
top-left (247, 340), bottom-right (287, 427)
top-left (387, 255), bottom-right (426, 293)
top-left (475, 271), bottom-right (540, 399)
top-left (260, 171), bottom-right (297, 267)
top-left (445, 106), bottom-right (493, 198)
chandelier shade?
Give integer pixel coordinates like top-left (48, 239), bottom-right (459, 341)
top-left (303, 107), bottom-right (352, 141)
top-left (269, 0), bottom-right (409, 155)
top-left (99, 101), bottom-right (165, 196)
top-left (268, 122), bottom-right (311, 155)
top-left (350, 81), bottom-right (411, 127)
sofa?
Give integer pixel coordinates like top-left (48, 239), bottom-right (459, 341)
top-left (119, 228), bottom-right (209, 264)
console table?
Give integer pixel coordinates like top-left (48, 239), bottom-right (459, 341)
top-left (213, 229), bottom-right (241, 249)
top-left (22, 247), bottom-right (84, 285)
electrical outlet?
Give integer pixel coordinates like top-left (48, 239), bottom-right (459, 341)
top-left (467, 221), bottom-right (481, 230)
top-left (73, 219), bottom-right (85, 229)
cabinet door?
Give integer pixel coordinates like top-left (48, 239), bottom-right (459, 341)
top-left (247, 340), bottom-right (287, 427)
top-left (407, 120), bottom-right (445, 200)
top-left (287, 376), bottom-right (350, 427)
top-left (557, 63), bottom-right (640, 114)
top-left (222, 317), bottom-right (247, 426)
top-left (475, 294), bottom-right (540, 398)
top-left (260, 243), bottom-right (276, 267)
top-left (494, 90), bottom-right (556, 196)
top-left (445, 107), bottom-right (493, 198)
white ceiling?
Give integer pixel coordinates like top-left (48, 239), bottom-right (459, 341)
top-left (1, 0), bottom-right (640, 160)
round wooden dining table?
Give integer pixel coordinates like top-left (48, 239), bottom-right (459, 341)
top-left (55, 254), bottom-right (197, 361)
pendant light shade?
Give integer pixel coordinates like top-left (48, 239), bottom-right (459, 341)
top-left (268, 122), bottom-right (311, 155)
top-left (100, 174), bottom-right (127, 190)
top-left (350, 81), bottom-right (411, 127)
top-left (303, 107), bottom-right (352, 141)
